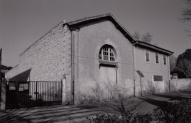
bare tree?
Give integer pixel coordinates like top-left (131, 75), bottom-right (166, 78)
top-left (141, 32), bottom-right (152, 43)
top-left (133, 32), bottom-right (152, 43)
top-left (132, 32), bottom-right (141, 41)
top-left (182, 0), bottom-right (191, 21)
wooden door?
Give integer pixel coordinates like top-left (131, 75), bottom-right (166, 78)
top-left (99, 66), bottom-right (117, 97)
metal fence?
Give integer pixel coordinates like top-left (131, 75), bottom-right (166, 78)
top-left (6, 81), bottom-right (62, 109)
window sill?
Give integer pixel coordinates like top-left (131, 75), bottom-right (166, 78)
top-left (99, 60), bottom-right (118, 67)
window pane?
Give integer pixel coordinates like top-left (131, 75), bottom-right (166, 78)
top-left (146, 51), bottom-right (149, 62)
top-left (163, 55), bottom-right (166, 65)
top-left (104, 55), bottom-right (108, 60)
top-left (156, 53), bottom-right (159, 63)
top-left (110, 56), bottom-right (115, 61)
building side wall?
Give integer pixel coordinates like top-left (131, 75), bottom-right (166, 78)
top-left (134, 47), bottom-right (170, 95)
top-left (74, 21), bottom-right (134, 102)
top-left (6, 23), bottom-right (72, 103)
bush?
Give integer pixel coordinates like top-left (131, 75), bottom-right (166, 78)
top-left (153, 99), bottom-right (191, 123)
top-left (87, 113), bottom-right (123, 123)
top-left (87, 113), bottom-right (152, 123)
top-left (87, 95), bottom-right (152, 123)
top-left (86, 97), bottom-right (191, 123)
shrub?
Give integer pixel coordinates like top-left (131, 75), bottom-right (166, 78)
top-left (87, 95), bottom-right (152, 123)
top-left (87, 113), bottom-right (152, 123)
top-left (87, 113), bottom-right (123, 123)
top-left (131, 114), bottom-right (152, 123)
top-left (153, 99), bottom-right (191, 123)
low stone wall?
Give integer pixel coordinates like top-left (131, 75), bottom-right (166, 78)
top-left (170, 79), bottom-right (191, 91)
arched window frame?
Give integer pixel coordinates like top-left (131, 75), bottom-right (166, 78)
top-left (98, 45), bottom-right (117, 67)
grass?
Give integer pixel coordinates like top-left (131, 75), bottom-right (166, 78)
top-left (84, 91), bottom-right (191, 123)
top-left (85, 97), bottom-right (155, 123)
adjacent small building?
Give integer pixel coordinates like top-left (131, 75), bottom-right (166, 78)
top-left (134, 41), bottom-right (172, 94)
top-left (6, 14), bottom-right (173, 103)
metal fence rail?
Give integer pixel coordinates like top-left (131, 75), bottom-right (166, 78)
top-left (6, 81), bottom-right (62, 109)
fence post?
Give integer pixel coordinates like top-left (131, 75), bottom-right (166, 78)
top-left (0, 79), bottom-right (6, 110)
top-left (35, 81), bottom-right (37, 102)
top-left (169, 80), bottom-right (171, 92)
top-left (61, 75), bottom-right (66, 104)
top-left (133, 79), bottom-right (136, 97)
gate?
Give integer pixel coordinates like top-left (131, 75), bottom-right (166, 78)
top-left (6, 81), bottom-right (62, 109)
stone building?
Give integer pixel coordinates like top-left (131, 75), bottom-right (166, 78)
top-left (6, 14), bottom-right (173, 103)
top-left (0, 49), bottom-right (12, 81)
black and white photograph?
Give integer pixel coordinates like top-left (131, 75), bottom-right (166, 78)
top-left (0, 0), bottom-right (191, 122)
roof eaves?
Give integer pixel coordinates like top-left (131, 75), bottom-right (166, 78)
top-left (135, 41), bottom-right (173, 55)
top-left (68, 13), bottom-right (111, 25)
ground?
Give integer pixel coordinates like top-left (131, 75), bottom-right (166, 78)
top-left (0, 90), bottom-right (191, 123)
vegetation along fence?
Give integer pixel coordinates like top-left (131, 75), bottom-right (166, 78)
top-left (6, 81), bottom-right (62, 109)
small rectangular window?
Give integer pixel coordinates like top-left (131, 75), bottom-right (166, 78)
top-left (146, 51), bottom-right (149, 62)
top-left (163, 55), bottom-right (166, 65)
top-left (156, 53), bottom-right (159, 63)
top-left (153, 75), bottom-right (163, 82)
top-left (9, 83), bottom-right (16, 90)
top-left (19, 83), bottom-right (29, 91)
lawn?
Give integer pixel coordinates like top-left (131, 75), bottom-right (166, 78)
top-left (81, 93), bottom-right (191, 123)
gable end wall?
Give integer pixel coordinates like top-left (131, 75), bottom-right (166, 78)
top-left (7, 24), bottom-right (71, 80)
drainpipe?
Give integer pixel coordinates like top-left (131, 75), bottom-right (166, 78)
top-left (71, 30), bottom-right (75, 104)
top-left (168, 56), bottom-right (171, 92)
top-left (140, 76), bottom-right (143, 96)
top-left (132, 42), bottom-right (136, 97)
top-left (71, 28), bottom-right (80, 104)
top-left (0, 48), bottom-right (2, 82)
top-left (76, 29), bottom-right (80, 104)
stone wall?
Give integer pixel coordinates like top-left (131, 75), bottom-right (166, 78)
top-left (6, 22), bottom-right (71, 81)
top-left (170, 79), bottom-right (191, 91)
top-left (6, 22), bottom-right (72, 103)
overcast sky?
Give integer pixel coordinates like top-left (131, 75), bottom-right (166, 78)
top-left (0, 0), bottom-right (191, 66)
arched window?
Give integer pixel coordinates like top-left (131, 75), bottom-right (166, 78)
top-left (99, 45), bottom-right (116, 62)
